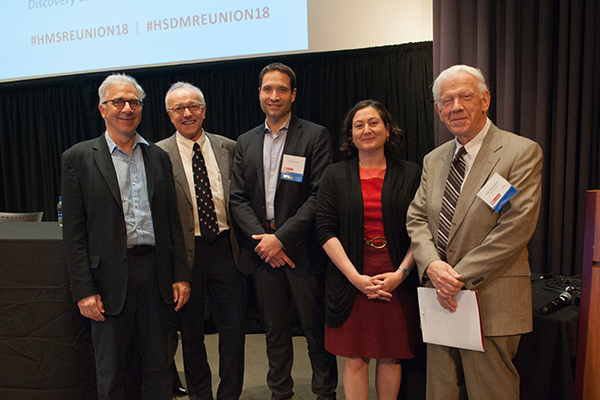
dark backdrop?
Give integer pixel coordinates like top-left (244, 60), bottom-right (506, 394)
top-left (0, 41), bottom-right (434, 223)
top-left (433, 0), bottom-right (600, 277)
top-left (4, 0), bottom-right (600, 280)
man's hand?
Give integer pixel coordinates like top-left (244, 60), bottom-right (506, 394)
top-left (437, 292), bottom-right (458, 312)
top-left (427, 260), bottom-right (464, 297)
top-left (77, 294), bottom-right (105, 321)
top-left (267, 249), bottom-right (296, 269)
top-left (172, 281), bottom-right (191, 312)
top-left (252, 233), bottom-right (283, 263)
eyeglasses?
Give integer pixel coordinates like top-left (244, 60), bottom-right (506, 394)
top-left (167, 104), bottom-right (205, 115)
top-left (102, 98), bottom-right (143, 110)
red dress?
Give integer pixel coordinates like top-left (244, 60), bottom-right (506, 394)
top-left (325, 166), bottom-right (421, 359)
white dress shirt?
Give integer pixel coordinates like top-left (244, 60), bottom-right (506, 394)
top-left (176, 131), bottom-right (229, 237)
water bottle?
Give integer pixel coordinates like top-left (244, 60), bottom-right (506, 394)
top-left (57, 196), bottom-right (63, 227)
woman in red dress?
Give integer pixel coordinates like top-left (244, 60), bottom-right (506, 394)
top-left (317, 100), bottom-right (422, 399)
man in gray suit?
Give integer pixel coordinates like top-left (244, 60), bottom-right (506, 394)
top-left (157, 82), bottom-right (245, 400)
top-left (407, 65), bottom-right (543, 399)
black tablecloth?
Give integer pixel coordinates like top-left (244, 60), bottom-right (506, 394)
top-left (513, 275), bottom-right (579, 400)
top-left (0, 222), bottom-right (97, 400)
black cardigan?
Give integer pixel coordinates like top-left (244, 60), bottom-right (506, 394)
top-left (316, 156), bottom-right (421, 327)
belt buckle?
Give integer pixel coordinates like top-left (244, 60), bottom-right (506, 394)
top-left (363, 236), bottom-right (387, 249)
top-left (266, 220), bottom-right (276, 231)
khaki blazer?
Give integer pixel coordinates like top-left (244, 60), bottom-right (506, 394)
top-left (157, 132), bottom-right (239, 268)
top-left (407, 123), bottom-right (543, 336)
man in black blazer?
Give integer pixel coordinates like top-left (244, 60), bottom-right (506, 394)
top-left (61, 74), bottom-right (191, 400)
top-left (230, 63), bottom-right (338, 399)
top-left (157, 82), bottom-right (245, 400)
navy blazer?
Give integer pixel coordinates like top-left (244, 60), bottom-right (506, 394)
top-left (61, 134), bottom-right (191, 315)
top-left (229, 115), bottom-right (332, 276)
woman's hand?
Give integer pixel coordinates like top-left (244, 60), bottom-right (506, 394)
top-left (350, 274), bottom-right (381, 295)
top-left (365, 271), bottom-right (403, 301)
top-left (372, 270), bottom-right (404, 293)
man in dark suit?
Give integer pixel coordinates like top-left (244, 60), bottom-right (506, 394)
top-left (157, 82), bottom-right (245, 400)
top-left (61, 74), bottom-right (191, 400)
top-left (230, 63), bottom-right (338, 399)
top-left (407, 65), bottom-right (542, 399)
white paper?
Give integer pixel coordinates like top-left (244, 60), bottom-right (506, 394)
top-left (417, 287), bottom-right (485, 352)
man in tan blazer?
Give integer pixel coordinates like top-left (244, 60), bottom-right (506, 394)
top-left (157, 82), bottom-right (245, 400)
top-left (407, 65), bottom-right (542, 399)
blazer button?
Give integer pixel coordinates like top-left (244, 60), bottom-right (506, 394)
top-left (472, 277), bottom-right (484, 286)
top-left (188, 226), bottom-right (194, 232)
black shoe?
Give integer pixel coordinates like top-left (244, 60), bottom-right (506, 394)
top-left (172, 386), bottom-right (188, 398)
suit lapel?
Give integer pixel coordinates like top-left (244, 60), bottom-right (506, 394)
top-left (253, 125), bottom-right (267, 196)
top-left (141, 144), bottom-right (155, 200)
top-left (92, 136), bottom-right (122, 206)
top-left (451, 127), bottom-right (502, 238)
top-left (430, 144), bottom-right (454, 222)
top-left (207, 133), bottom-right (232, 215)
top-left (207, 133), bottom-right (230, 186)
top-left (278, 115), bottom-right (302, 191)
top-left (165, 135), bottom-right (193, 207)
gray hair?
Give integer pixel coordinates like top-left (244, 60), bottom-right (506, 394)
top-left (164, 82), bottom-right (205, 110)
top-left (432, 65), bottom-right (488, 105)
top-left (98, 74), bottom-right (145, 105)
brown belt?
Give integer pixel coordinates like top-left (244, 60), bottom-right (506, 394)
top-left (363, 236), bottom-right (387, 249)
top-left (266, 220), bottom-right (276, 231)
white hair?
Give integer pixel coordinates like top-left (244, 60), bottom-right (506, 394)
top-left (432, 65), bottom-right (488, 105)
top-left (164, 82), bottom-right (205, 110)
top-left (98, 74), bottom-right (145, 105)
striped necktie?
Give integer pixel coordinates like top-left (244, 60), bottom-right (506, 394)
top-left (437, 146), bottom-right (467, 262)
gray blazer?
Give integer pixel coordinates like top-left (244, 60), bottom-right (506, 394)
top-left (157, 132), bottom-right (239, 268)
top-left (407, 123), bottom-right (543, 336)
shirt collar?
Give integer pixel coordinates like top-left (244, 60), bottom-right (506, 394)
top-left (176, 130), bottom-right (208, 158)
top-left (264, 114), bottom-right (292, 135)
top-left (105, 131), bottom-right (148, 154)
top-left (454, 117), bottom-right (491, 158)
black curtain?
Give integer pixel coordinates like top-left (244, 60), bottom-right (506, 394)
top-left (433, 0), bottom-right (600, 276)
top-left (0, 42), bottom-right (434, 222)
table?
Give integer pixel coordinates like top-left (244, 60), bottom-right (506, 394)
top-left (398, 274), bottom-right (580, 400)
top-left (513, 275), bottom-right (579, 400)
top-left (0, 222), bottom-right (97, 400)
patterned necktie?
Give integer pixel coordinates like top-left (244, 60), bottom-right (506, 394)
top-left (192, 143), bottom-right (218, 243)
top-left (437, 146), bottom-right (467, 262)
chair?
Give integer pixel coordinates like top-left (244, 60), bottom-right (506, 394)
top-left (0, 212), bottom-right (43, 222)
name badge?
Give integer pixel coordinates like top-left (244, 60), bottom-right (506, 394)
top-left (280, 154), bottom-right (306, 182)
top-left (476, 172), bottom-right (516, 212)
